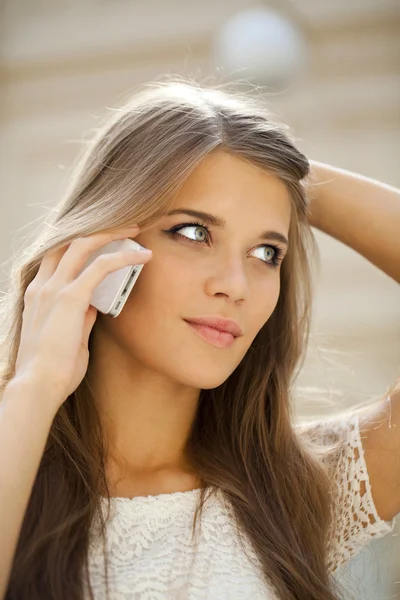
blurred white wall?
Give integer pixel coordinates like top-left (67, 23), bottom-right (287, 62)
top-left (0, 1), bottom-right (399, 598)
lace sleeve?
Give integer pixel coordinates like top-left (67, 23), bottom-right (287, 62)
top-left (298, 414), bottom-right (396, 573)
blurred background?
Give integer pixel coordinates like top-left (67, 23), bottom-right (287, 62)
top-left (0, 0), bottom-right (399, 598)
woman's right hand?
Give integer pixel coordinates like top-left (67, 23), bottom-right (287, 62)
top-left (11, 225), bottom-right (152, 412)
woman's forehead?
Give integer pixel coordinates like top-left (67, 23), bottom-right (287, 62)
top-left (171, 152), bottom-right (291, 233)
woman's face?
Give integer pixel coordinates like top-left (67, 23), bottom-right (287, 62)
top-left (97, 150), bottom-right (291, 389)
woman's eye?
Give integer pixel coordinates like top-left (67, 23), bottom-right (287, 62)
top-left (174, 224), bottom-right (208, 243)
top-left (251, 245), bottom-right (283, 267)
top-left (252, 246), bottom-right (274, 262)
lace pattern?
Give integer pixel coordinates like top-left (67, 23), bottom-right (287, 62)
top-left (85, 488), bottom-right (272, 600)
top-left (323, 414), bottom-right (395, 572)
top-left (84, 415), bottom-right (396, 599)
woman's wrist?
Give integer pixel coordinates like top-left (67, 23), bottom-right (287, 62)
top-left (2, 375), bottom-right (60, 426)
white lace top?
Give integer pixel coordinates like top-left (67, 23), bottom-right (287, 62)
top-left (85, 414), bottom-right (396, 599)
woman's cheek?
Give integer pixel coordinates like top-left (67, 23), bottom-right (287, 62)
top-left (253, 279), bottom-right (281, 322)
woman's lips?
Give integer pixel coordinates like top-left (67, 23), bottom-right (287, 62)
top-left (185, 320), bottom-right (236, 348)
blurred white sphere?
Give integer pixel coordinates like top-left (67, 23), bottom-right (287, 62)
top-left (214, 7), bottom-right (308, 88)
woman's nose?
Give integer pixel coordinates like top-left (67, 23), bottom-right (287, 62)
top-left (204, 256), bottom-right (249, 303)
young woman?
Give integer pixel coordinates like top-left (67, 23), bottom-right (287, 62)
top-left (0, 80), bottom-right (399, 600)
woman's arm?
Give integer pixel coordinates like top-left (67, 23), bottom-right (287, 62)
top-left (306, 161), bottom-right (400, 523)
top-left (306, 160), bottom-right (400, 283)
top-left (357, 381), bottom-right (400, 523)
top-left (0, 378), bottom-right (57, 600)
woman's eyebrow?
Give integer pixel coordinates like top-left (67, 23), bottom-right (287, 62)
top-left (165, 208), bottom-right (289, 247)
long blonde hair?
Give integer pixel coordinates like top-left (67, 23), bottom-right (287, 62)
top-left (1, 78), bottom-right (346, 599)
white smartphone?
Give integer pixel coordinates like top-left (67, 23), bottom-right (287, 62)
top-left (81, 238), bottom-right (147, 318)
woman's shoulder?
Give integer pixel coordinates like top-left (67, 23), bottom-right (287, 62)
top-left (296, 413), bottom-right (396, 571)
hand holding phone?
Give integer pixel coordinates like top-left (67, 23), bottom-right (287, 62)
top-left (81, 238), bottom-right (149, 317)
top-left (13, 226), bottom-right (152, 409)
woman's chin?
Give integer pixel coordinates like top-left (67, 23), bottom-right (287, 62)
top-left (170, 363), bottom-right (235, 390)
